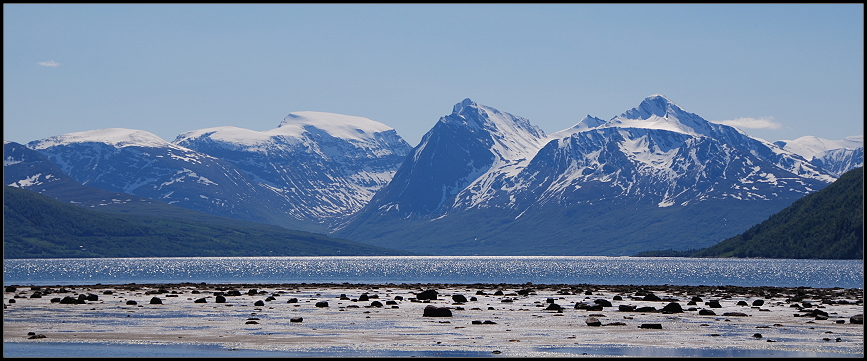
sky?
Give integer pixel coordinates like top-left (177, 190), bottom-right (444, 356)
top-left (4, 4), bottom-right (863, 147)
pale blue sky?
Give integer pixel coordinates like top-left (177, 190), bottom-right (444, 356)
top-left (4, 4), bottom-right (863, 146)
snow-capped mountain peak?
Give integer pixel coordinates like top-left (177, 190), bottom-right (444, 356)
top-left (603, 95), bottom-right (713, 137)
top-left (277, 111), bottom-right (395, 142)
top-left (773, 135), bottom-right (864, 160)
top-left (551, 115), bottom-right (607, 138)
top-left (29, 128), bottom-right (171, 150)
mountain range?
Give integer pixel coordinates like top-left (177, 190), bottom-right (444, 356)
top-left (5, 95), bottom-right (863, 255)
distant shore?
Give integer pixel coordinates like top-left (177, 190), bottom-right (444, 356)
top-left (4, 282), bottom-right (864, 357)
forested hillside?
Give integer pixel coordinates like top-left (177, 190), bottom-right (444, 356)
top-left (3, 186), bottom-right (411, 258)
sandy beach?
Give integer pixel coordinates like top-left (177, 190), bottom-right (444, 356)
top-left (4, 282), bottom-right (863, 357)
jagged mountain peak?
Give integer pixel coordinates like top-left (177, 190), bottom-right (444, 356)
top-left (604, 95), bottom-right (714, 137)
top-left (29, 128), bottom-right (172, 150)
top-left (624, 94), bottom-right (680, 119)
top-left (441, 99), bottom-right (545, 139)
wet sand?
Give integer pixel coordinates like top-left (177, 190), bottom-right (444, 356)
top-left (3, 283), bottom-right (864, 357)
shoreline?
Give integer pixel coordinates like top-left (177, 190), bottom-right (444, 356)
top-left (5, 282), bottom-right (864, 357)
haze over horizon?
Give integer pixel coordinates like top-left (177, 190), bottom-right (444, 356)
top-left (4, 4), bottom-right (863, 147)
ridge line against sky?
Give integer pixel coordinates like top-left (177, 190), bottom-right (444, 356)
top-left (4, 4), bottom-right (863, 147)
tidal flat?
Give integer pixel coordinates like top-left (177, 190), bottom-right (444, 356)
top-left (4, 283), bottom-right (864, 357)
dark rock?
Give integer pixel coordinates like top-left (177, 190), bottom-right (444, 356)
top-left (493, 290), bottom-right (504, 296)
top-left (30, 293), bottom-right (42, 299)
top-left (707, 300), bottom-right (722, 308)
top-left (215, 295), bottom-right (226, 303)
top-left (594, 299), bottom-right (612, 307)
top-left (483, 320), bottom-right (497, 324)
top-left (753, 333), bottom-right (762, 339)
top-left (290, 317), bottom-right (303, 323)
top-left (247, 289), bottom-right (258, 296)
top-left (546, 298), bottom-right (556, 304)
top-left (635, 306), bottom-right (658, 313)
top-left (245, 320), bottom-right (258, 324)
top-left (423, 305), bottom-right (452, 317)
top-left (472, 320), bottom-right (483, 324)
top-left (102, 290), bottom-right (113, 295)
top-left (28, 334), bottom-right (47, 339)
top-left (517, 288), bottom-right (535, 296)
top-left (618, 305), bottom-right (636, 312)
top-left (386, 300), bottom-right (398, 305)
top-left (545, 303), bottom-right (562, 311)
top-left (254, 300), bottom-right (265, 307)
top-left (60, 296), bottom-right (78, 304)
top-left (194, 298), bottom-right (207, 303)
top-left (752, 299), bottom-right (765, 307)
top-left (699, 309), bottom-right (716, 315)
top-left (286, 298), bottom-right (298, 304)
top-left (5, 286), bottom-right (17, 293)
top-left (315, 301), bottom-right (329, 308)
top-left (661, 302), bottom-right (683, 314)
top-left (722, 312), bottom-right (748, 317)
top-left (126, 300), bottom-right (137, 305)
top-left (452, 294), bottom-right (468, 303)
top-left (265, 296), bottom-right (276, 302)
top-left (370, 301), bottom-right (383, 307)
top-left (737, 301), bottom-right (749, 306)
top-left (226, 290), bottom-right (242, 296)
top-left (639, 323), bottom-right (662, 329)
top-left (850, 314), bottom-right (863, 324)
top-left (86, 294), bottom-right (98, 302)
top-left (613, 295), bottom-right (623, 301)
top-left (691, 296), bottom-right (703, 303)
top-left (417, 290), bottom-right (438, 300)
top-left (358, 293), bottom-right (369, 302)
top-left (586, 317), bottom-right (602, 326)
top-left (149, 297), bottom-right (162, 305)
top-left (642, 294), bottom-right (661, 302)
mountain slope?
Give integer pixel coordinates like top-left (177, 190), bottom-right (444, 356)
top-left (774, 135), bottom-right (864, 177)
top-left (27, 128), bottom-right (328, 232)
top-left (4, 185), bottom-right (412, 258)
top-left (173, 111), bottom-right (411, 227)
top-left (685, 167), bottom-right (863, 259)
top-left (337, 96), bottom-right (842, 255)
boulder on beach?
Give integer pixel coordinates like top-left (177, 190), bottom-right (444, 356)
top-left (585, 317), bottom-right (602, 326)
top-left (752, 299), bottom-right (765, 307)
top-left (215, 295), bottom-right (226, 303)
top-left (639, 323), bottom-right (663, 329)
top-left (254, 300), bottom-right (265, 306)
top-left (699, 309), bottom-right (716, 315)
top-left (545, 303), bottom-right (563, 311)
top-left (423, 305), bottom-right (452, 317)
top-left (722, 312), bottom-right (748, 317)
top-left (618, 305), bottom-right (636, 312)
top-left (707, 300), bottom-right (722, 308)
top-left (417, 290), bottom-right (438, 300)
top-left (194, 298), bottom-right (207, 303)
top-left (661, 302), bottom-right (683, 314)
top-left (850, 314), bottom-right (863, 324)
top-left (125, 300), bottom-right (137, 305)
top-left (290, 316), bottom-right (303, 323)
top-left (594, 299), bottom-right (612, 307)
top-left (452, 294), bottom-right (468, 303)
top-left (150, 297), bottom-right (162, 305)
top-left (315, 301), bottom-right (329, 308)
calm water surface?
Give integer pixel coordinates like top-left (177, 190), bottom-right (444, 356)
top-left (3, 256), bottom-right (863, 288)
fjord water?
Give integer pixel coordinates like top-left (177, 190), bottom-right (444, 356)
top-left (3, 256), bottom-right (863, 288)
